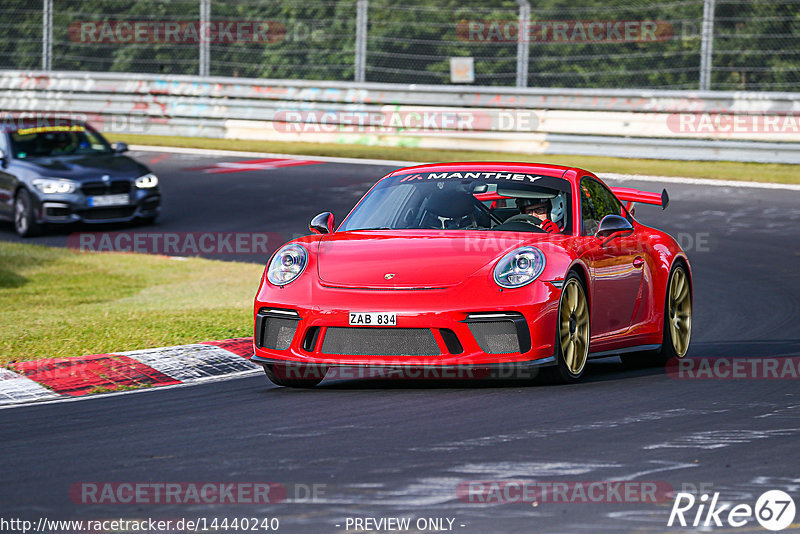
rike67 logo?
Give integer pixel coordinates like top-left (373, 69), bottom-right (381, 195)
top-left (668, 490), bottom-right (796, 531)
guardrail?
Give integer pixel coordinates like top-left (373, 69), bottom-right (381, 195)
top-left (2, 70), bottom-right (799, 163)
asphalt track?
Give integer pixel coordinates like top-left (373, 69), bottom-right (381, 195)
top-left (2, 150), bottom-right (800, 533)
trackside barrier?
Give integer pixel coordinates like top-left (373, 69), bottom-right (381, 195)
top-left (2, 70), bottom-right (799, 163)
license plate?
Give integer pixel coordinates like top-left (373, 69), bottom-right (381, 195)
top-left (349, 312), bottom-right (397, 326)
top-left (88, 194), bottom-right (129, 207)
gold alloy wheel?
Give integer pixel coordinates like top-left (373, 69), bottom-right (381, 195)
top-left (667, 266), bottom-right (692, 357)
top-left (559, 278), bottom-right (590, 375)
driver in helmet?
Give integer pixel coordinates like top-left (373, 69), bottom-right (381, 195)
top-left (515, 196), bottom-right (562, 233)
top-left (50, 132), bottom-right (74, 155)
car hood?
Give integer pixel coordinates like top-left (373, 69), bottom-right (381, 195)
top-left (316, 230), bottom-right (536, 288)
top-left (14, 154), bottom-right (148, 181)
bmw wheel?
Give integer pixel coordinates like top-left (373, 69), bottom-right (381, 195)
top-left (14, 189), bottom-right (43, 237)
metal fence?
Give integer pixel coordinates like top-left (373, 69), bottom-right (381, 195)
top-left (0, 0), bottom-right (798, 91)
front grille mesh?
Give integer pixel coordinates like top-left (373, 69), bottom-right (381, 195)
top-left (468, 321), bottom-right (520, 354)
top-left (260, 317), bottom-right (298, 350)
top-left (78, 207), bottom-right (137, 220)
top-left (321, 327), bottom-right (440, 356)
top-left (82, 181), bottom-right (131, 195)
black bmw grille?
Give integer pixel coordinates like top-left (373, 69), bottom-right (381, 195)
top-left (81, 180), bottom-right (131, 196)
top-left (320, 327), bottom-right (440, 356)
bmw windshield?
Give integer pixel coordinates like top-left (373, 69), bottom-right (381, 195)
top-left (339, 170), bottom-right (573, 234)
top-left (8, 124), bottom-right (113, 159)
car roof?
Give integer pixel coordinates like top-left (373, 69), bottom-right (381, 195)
top-left (385, 161), bottom-right (589, 181)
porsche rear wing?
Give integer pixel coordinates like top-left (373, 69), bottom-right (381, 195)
top-left (475, 186), bottom-right (669, 212)
top-left (610, 187), bottom-right (670, 211)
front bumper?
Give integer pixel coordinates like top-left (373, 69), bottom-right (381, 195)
top-left (32, 187), bottom-right (161, 224)
top-left (253, 277), bottom-right (561, 368)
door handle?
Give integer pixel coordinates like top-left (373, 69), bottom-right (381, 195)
top-left (633, 256), bottom-right (644, 268)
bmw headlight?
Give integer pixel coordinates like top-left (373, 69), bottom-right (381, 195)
top-left (32, 178), bottom-right (77, 194)
top-left (267, 244), bottom-right (308, 286)
top-left (493, 246), bottom-right (546, 288)
top-left (135, 173), bottom-right (159, 189)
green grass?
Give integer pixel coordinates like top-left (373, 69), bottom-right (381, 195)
top-left (0, 241), bottom-right (263, 365)
top-left (114, 133), bottom-right (800, 184)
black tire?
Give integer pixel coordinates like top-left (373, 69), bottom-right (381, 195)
top-left (14, 189), bottom-right (43, 237)
top-left (546, 272), bottom-right (591, 383)
top-left (620, 262), bottom-right (692, 368)
top-left (263, 363), bottom-right (327, 388)
top-left (138, 215), bottom-right (158, 226)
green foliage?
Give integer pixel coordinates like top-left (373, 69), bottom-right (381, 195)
top-left (0, 0), bottom-right (797, 90)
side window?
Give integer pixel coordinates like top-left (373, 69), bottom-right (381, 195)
top-left (580, 182), bottom-right (599, 235)
top-left (580, 178), bottom-right (622, 235)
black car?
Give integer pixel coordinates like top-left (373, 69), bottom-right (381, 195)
top-left (0, 120), bottom-right (161, 236)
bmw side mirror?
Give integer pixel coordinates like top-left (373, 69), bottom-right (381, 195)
top-left (113, 142), bottom-right (129, 153)
top-left (310, 212), bottom-right (335, 234)
top-left (596, 214), bottom-right (634, 244)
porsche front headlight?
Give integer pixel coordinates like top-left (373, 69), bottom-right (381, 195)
top-left (267, 244), bottom-right (308, 286)
top-left (493, 246), bottom-right (546, 288)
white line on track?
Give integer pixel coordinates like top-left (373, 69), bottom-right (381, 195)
top-left (132, 144), bottom-right (800, 191)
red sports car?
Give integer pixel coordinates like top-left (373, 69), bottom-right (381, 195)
top-left (251, 162), bottom-right (692, 387)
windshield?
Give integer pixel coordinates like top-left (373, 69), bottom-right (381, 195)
top-left (340, 170), bottom-right (573, 234)
top-left (9, 124), bottom-right (112, 159)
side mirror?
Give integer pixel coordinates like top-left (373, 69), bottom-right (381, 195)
top-left (595, 214), bottom-right (633, 244)
top-left (0, 148), bottom-right (6, 165)
top-left (113, 142), bottom-right (129, 154)
top-left (310, 212), bottom-right (335, 234)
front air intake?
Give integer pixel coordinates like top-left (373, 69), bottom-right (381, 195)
top-left (464, 312), bottom-right (531, 354)
top-left (255, 309), bottom-right (300, 350)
